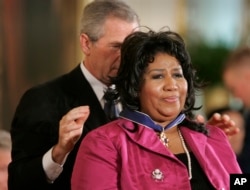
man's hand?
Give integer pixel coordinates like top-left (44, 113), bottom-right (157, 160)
top-left (196, 113), bottom-right (239, 137)
top-left (52, 106), bottom-right (90, 164)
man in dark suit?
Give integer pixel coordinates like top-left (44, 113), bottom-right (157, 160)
top-left (8, 0), bottom-right (239, 190)
top-left (8, 1), bottom-right (139, 189)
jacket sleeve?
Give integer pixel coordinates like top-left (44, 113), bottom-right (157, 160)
top-left (71, 127), bottom-right (120, 190)
top-left (8, 87), bottom-right (63, 190)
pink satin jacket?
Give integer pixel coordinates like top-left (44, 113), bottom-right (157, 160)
top-left (71, 118), bottom-right (241, 190)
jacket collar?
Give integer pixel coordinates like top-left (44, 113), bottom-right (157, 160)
top-left (117, 118), bottom-right (209, 161)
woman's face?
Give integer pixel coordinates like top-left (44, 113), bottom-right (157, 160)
top-left (139, 53), bottom-right (188, 126)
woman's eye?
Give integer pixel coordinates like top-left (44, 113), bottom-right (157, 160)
top-left (152, 74), bottom-right (163, 79)
top-left (174, 73), bottom-right (183, 78)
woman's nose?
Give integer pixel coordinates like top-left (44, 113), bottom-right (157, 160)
top-left (163, 77), bottom-right (177, 91)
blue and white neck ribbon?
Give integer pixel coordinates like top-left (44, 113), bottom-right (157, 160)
top-left (119, 109), bottom-right (185, 147)
top-left (119, 109), bottom-right (185, 132)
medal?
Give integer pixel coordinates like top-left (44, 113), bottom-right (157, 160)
top-left (159, 131), bottom-right (169, 147)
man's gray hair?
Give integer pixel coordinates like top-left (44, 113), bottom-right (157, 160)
top-left (80, 0), bottom-right (139, 41)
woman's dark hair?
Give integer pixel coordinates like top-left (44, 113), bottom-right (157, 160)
top-left (114, 29), bottom-right (206, 133)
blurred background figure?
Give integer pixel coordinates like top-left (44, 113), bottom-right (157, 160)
top-left (223, 47), bottom-right (250, 109)
top-left (222, 46), bottom-right (250, 173)
top-left (0, 129), bottom-right (11, 190)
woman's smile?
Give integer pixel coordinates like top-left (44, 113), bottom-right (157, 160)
top-left (162, 95), bottom-right (179, 103)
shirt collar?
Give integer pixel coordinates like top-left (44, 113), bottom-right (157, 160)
top-left (80, 62), bottom-right (107, 102)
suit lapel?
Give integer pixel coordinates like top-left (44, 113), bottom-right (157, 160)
top-left (63, 65), bottom-right (108, 132)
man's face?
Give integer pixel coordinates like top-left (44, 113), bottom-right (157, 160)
top-left (83, 17), bottom-right (138, 86)
top-left (223, 63), bottom-right (250, 108)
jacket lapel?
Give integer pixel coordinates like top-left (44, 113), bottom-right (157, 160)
top-left (118, 120), bottom-right (177, 158)
top-left (63, 65), bottom-right (108, 132)
top-left (180, 126), bottom-right (231, 189)
top-left (119, 120), bottom-right (208, 160)
top-left (180, 127), bottom-right (207, 160)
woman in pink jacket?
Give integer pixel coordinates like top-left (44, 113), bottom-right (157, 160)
top-left (71, 29), bottom-right (241, 190)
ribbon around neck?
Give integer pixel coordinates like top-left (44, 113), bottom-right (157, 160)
top-left (119, 109), bottom-right (185, 132)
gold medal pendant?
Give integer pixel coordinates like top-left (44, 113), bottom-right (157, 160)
top-left (159, 131), bottom-right (169, 147)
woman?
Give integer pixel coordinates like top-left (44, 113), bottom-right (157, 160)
top-left (71, 29), bottom-right (241, 189)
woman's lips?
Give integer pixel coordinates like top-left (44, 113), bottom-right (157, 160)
top-left (163, 96), bottom-right (178, 103)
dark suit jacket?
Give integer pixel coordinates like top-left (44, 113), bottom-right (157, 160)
top-left (8, 64), bottom-right (108, 190)
top-left (238, 110), bottom-right (250, 173)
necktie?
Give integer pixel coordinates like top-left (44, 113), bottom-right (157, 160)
top-left (103, 84), bottom-right (121, 121)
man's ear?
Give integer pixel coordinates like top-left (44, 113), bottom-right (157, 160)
top-left (80, 33), bottom-right (91, 55)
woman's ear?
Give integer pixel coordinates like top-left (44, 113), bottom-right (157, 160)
top-left (80, 33), bottom-right (91, 55)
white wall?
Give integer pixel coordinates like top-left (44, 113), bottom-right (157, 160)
top-left (125, 0), bottom-right (180, 31)
top-left (125, 0), bottom-right (244, 47)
